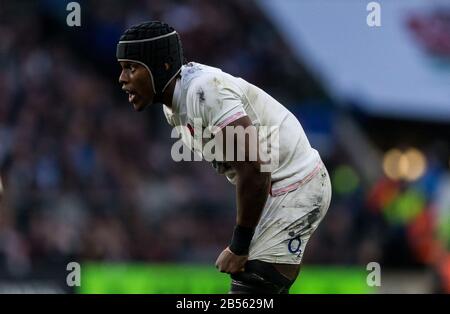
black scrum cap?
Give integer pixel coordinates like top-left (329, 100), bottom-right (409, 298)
top-left (116, 21), bottom-right (184, 94)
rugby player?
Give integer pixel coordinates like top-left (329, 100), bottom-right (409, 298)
top-left (116, 21), bottom-right (332, 294)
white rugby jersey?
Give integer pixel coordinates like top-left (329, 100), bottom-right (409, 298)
top-left (163, 62), bottom-right (321, 196)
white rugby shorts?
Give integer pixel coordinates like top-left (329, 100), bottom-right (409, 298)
top-left (248, 161), bottom-right (332, 264)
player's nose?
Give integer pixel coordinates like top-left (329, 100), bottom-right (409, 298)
top-left (118, 70), bottom-right (128, 85)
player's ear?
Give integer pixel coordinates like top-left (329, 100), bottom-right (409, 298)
top-left (164, 62), bottom-right (171, 71)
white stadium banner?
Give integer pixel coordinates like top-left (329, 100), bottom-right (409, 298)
top-left (257, 0), bottom-right (450, 121)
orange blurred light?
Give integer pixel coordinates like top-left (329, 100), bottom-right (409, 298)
top-left (383, 149), bottom-right (403, 180)
top-left (382, 148), bottom-right (427, 182)
top-left (404, 148), bottom-right (427, 182)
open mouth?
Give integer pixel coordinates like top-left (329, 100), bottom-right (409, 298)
top-left (125, 90), bottom-right (137, 104)
top-left (128, 92), bottom-right (136, 103)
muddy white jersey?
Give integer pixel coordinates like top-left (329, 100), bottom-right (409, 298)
top-left (163, 62), bottom-right (321, 195)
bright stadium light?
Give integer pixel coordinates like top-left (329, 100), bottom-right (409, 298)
top-left (398, 154), bottom-right (409, 178)
top-left (403, 148), bottom-right (427, 182)
top-left (383, 148), bottom-right (403, 180)
top-left (383, 148), bottom-right (427, 182)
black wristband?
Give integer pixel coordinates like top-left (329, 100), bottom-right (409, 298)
top-left (229, 225), bottom-right (255, 256)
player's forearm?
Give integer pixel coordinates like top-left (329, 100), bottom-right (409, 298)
top-left (228, 164), bottom-right (270, 256)
top-left (235, 167), bottom-right (271, 228)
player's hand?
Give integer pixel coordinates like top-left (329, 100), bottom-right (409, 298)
top-left (215, 246), bottom-right (248, 274)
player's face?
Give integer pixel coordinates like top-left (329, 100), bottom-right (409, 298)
top-left (118, 61), bottom-right (154, 111)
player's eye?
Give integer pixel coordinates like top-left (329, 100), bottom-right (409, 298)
top-left (122, 63), bottom-right (132, 71)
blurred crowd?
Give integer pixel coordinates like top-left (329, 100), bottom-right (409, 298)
top-left (0, 0), bottom-right (322, 275)
top-left (0, 0), bottom-right (448, 292)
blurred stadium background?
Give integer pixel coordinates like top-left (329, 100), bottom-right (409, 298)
top-left (0, 0), bottom-right (449, 293)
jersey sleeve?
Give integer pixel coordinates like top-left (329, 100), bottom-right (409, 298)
top-left (187, 74), bottom-right (247, 132)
